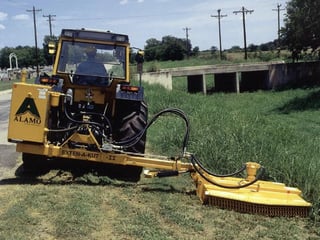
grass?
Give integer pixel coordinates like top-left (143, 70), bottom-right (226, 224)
top-left (144, 79), bottom-right (320, 220)
top-left (0, 173), bottom-right (319, 239)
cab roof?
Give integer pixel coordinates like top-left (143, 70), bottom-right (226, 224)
top-left (60, 28), bottom-right (129, 44)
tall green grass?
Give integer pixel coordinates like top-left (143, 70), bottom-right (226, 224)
top-left (144, 79), bottom-right (320, 219)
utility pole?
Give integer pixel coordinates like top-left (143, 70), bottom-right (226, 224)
top-left (233, 6), bottom-right (254, 60)
top-left (183, 27), bottom-right (191, 57)
top-left (26, 6), bottom-right (42, 76)
top-left (272, 4), bottom-right (285, 56)
top-left (211, 9), bottom-right (227, 60)
top-left (43, 14), bottom-right (56, 37)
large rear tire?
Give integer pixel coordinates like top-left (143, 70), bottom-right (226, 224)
top-left (22, 153), bottom-right (49, 174)
top-left (113, 100), bottom-right (148, 182)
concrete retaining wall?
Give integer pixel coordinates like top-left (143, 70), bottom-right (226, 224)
top-left (139, 61), bottom-right (320, 93)
top-left (139, 72), bottom-right (172, 90)
top-left (269, 61), bottom-right (320, 89)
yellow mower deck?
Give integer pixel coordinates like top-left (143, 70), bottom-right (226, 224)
top-left (191, 172), bottom-right (311, 217)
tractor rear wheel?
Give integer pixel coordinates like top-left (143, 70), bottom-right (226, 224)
top-left (22, 153), bottom-right (49, 173)
top-left (113, 100), bottom-right (148, 182)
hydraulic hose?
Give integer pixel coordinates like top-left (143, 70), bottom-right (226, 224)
top-left (190, 154), bottom-right (265, 189)
top-left (73, 111), bottom-right (113, 134)
top-left (61, 104), bottom-right (263, 189)
top-left (113, 108), bottom-right (190, 155)
top-left (47, 125), bottom-right (78, 133)
top-left (64, 105), bottom-right (108, 130)
top-left (191, 154), bottom-right (247, 178)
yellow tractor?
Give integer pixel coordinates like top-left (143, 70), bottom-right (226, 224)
top-left (7, 28), bottom-right (311, 217)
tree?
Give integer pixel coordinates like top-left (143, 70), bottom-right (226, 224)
top-left (281, 0), bottom-right (320, 61)
top-left (0, 46), bottom-right (47, 69)
top-left (144, 35), bottom-right (192, 61)
top-left (259, 41), bottom-right (277, 51)
top-left (144, 38), bottom-right (161, 61)
top-left (161, 36), bottom-right (185, 61)
top-left (191, 46), bottom-right (200, 56)
top-left (210, 46), bottom-right (218, 55)
top-left (247, 44), bottom-right (258, 52)
top-left (0, 47), bottom-right (12, 68)
top-left (230, 46), bottom-right (242, 52)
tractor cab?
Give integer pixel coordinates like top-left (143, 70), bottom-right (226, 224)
top-left (51, 29), bottom-right (130, 88)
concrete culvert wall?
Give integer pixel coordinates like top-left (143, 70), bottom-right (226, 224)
top-left (144, 61), bottom-right (320, 94)
top-left (269, 62), bottom-right (320, 89)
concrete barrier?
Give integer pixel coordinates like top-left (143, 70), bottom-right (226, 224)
top-left (138, 71), bottom-right (172, 90)
top-left (269, 61), bottom-right (320, 89)
top-left (138, 61), bottom-right (320, 93)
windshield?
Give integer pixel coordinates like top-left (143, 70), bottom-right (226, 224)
top-left (57, 41), bottom-right (126, 86)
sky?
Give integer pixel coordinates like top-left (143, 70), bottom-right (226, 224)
top-left (0, 0), bottom-right (288, 51)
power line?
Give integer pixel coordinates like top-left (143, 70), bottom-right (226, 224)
top-left (272, 3), bottom-right (285, 55)
top-left (26, 6), bottom-right (42, 76)
top-left (233, 6), bottom-right (254, 60)
top-left (53, 9), bottom-right (211, 22)
top-left (211, 9), bottom-right (227, 60)
top-left (43, 14), bottom-right (56, 37)
top-left (183, 27), bottom-right (191, 57)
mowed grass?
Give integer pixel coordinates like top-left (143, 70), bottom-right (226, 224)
top-left (0, 171), bottom-right (319, 240)
top-left (1, 73), bottom-right (320, 239)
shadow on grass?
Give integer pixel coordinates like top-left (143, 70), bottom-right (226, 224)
top-left (139, 182), bottom-right (196, 195)
top-left (0, 159), bottom-right (142, 186)
top-left (0, 161), bottom-right (195, 196)
top-left (276, 90), bottom-right (320, 114)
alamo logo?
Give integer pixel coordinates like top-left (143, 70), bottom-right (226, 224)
top-left (14, 97), bottom-right (41, 125)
